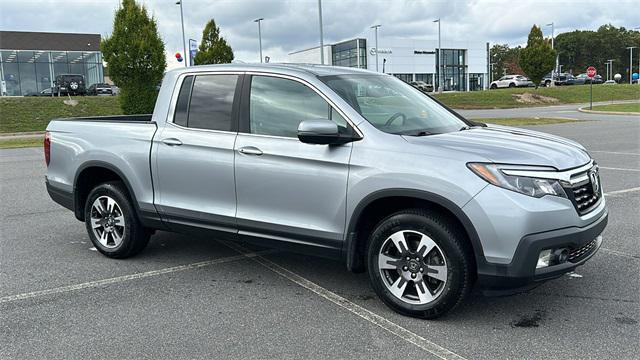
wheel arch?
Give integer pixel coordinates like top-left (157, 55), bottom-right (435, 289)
top-left (73, 161), bottom-right (140, 222)
top-left (343, 189), bottom-right (486, 273)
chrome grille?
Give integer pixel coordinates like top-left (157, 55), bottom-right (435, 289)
top-left (565, 165), bottom-right (601, 215)
top-left (568, 239), bottom-right (598, 262)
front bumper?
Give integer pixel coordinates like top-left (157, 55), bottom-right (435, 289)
top-left (477, 209), bottom-right (607, 291)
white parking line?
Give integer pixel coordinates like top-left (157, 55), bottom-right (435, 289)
top-left (601, 248), bottom-right (639, 260)
top-left (222, 241), bottom-right (467, 360)
top-left (600, 167), bottom-right (640, 172)
top-left (0, 250), bottom-right (275, 304)
top-left (604, 187), bottom-right (640, 196)
top-left (588, 150), bottom-right (640, 156)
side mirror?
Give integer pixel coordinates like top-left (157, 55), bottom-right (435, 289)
top-left (297, 119), bottom-right (354, 145)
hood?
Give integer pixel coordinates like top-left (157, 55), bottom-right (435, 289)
top-left (402, 125), bottom-right (590, 170)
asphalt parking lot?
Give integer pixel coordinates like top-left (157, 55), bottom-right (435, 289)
top-left (1, 117), bottom-right (638, 359)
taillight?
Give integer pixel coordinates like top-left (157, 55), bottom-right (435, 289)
top-left (44, 131), bottom-right (51, 166)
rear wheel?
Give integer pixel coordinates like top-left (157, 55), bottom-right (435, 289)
top-left (490, 84), bottom-right (497, 89)
top-left (85, 181), bottom-right (150, 258)
top-left (508, 82), bottom-right (516, 88)
top-left (367, 209), bottom-right (473, 319)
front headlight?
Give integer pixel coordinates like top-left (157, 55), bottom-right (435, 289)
top-left (467, 163), bottom-right (567, 198)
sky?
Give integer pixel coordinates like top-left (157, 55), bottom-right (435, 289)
top-left (1, 0), bottom-right (638, 70)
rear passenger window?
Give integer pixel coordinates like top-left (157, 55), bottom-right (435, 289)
top-left (173, 75), bottom-right (193, 127)
top-left (186, 74), bottom-right (238, 131)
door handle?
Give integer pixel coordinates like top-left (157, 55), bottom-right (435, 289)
top-left (162, 138), bottom-right (183, 146)
top-left (238, 146), bottom-right (263, 156)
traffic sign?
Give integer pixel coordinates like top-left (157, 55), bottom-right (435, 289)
top-left (587, 66), bottom-right (597, 78)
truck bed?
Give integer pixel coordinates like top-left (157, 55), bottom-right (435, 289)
top-left (52, 114), bottom-right (153, 123)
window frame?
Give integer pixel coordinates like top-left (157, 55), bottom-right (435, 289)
top-left (237, 72), bottom-right (363, 140)
top-left (167, 71), bottom-right (244, 134)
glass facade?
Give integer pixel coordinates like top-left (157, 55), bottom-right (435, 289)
top-left (332, 39), bottom-right (367, 69)
top-left (435, 49), bottom-right (467, 91)
top-left (469, 73), bottom-right (485, 91)
top-left (414, 74), bottom-right (434, 84)
top-left (392, 74), bottom-right (413, 83)
top-left (0, 50), bottom-right (103, 96)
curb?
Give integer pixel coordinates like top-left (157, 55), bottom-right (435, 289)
top-left (578, 105), bottom-right (640, 116)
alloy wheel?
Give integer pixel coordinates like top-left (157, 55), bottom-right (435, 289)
top-left (378, 230), bottom-right (448, 305)
top-left (90, 196), bottom-right (125, 249)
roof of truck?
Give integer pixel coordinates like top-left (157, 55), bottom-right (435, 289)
top-left (167, 63), bottom-right (377, 77)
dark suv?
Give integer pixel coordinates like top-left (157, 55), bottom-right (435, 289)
top-left (54, 74), bottom-right (86, 96)
top-left (87, 83), bottom-right (114, 96)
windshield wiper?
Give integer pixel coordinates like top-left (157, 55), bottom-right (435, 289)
top-left (402, 130), bottom-right (433, 136)
top-left (459, 125), bottom-right (483, 131)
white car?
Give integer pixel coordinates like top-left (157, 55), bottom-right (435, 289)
top-left (490, 75), bottom-right (534, 89)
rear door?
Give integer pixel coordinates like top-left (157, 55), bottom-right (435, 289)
top-left (153, 72), bottom-right (242, 233)
top-left (233, 74), bottom-right (356, 255)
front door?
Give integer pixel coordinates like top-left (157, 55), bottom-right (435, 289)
top-left (153, 73), bottom-right (241, 233)
top-left (234, 74), bottom-right (355, 254)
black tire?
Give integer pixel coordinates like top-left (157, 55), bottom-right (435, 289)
top-left (84, 181), bottom-right (150, 259)
top-left (366, 209), bottom-right (474, 319)
top-left (545, 80), bottom-right (551, 87)
top-left (490, 84), bottom-right (497, 89)
top-left (508, 82), bottom-right (515, 88)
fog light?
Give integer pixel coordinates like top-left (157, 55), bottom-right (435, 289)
top-left (553, 248), bottom-right (569, 264)
top-left (536, 249), bottom-right (552, 269)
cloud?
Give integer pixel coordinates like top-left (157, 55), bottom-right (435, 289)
top-left (1, 0), bottom-right (638, 70)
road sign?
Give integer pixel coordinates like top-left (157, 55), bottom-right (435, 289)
top-left (587, 66), bottom-right (597, 78)
top-left (587, 66), bottom-right (596, 110)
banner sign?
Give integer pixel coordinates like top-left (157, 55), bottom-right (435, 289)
top-left (189, 39), bottom-right (198, 66)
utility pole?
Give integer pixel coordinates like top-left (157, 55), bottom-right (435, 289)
top-left (546, 22), bottom-right (555, 82)
top-left (176, 1), bottom-right (187, 67)
top-left (318, 0), bottom-right (324, 65)
top-left (371, 24), bottom-right (381, 72)
top-left (434, 19), bottom-right (442, 92)
top-left (254, 18), bottom-right (264, 63)
top-left (627, 47), bottom-right (637, 84)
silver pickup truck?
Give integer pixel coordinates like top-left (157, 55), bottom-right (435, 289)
top-left (45, 64), bottom-right (607, 318)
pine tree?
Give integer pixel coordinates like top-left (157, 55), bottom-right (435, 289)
top-left (101, 0), bottom-right (166, 114)
top-left (520, 25), bottom-right (556, 89)
top-left (194, 19), bottom-right (234, 65)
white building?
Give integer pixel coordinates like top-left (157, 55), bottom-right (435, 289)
top-left (289, 36), bottom-right (489, 91)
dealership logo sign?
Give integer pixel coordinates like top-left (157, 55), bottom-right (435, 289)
top-left (370, 47), bottom-right (392, 55)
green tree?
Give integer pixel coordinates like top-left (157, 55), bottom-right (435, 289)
top-left (520, 25), bottom-right (556, 88)
top-left (101, 0), bottom-right (166, 114)
top-left (193, 19), bottom-right (234, 65)
top-left (490, 44), bottom-right (523, 80)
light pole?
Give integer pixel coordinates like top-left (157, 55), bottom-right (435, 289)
top-left (370, 24), bottom-right (381, 72)
top-left (489, 62), bottom-right (496, 84)
top-left (546, 22), bottom-right (555, 79)
top-left (607, 59), bottom-right (614, 80)
top-left (605, 61), bottom-right (610, 81)
top-left (318, 0), bottom-right (324, 65)
top-left (176, 1), bottom-right (187, 67)
top-left (254, 18), bottom-right (264, 63)
top-left (627, 47), bottom-right (637, 84)
top-left (434, 19), bottom-right (442, 92)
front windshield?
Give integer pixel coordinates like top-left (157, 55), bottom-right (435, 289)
top-left (320, 74), bottom-right (466, 135)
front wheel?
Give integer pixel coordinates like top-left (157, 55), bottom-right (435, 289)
top-left (367, 209), bottom-right (474, 319)
top-left (85, 181), bottom-right (150, 259)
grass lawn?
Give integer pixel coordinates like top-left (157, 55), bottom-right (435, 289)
top-left (434, 84), bottom-right (640, 109)
top-left (0, 96), bottom-right (122, 133)
top-left (0, 137), bottom-right (43, 149)
top-left (589, 103), bottom-right (640, 113)
top-left (473, 117), bottom-right (580, 126)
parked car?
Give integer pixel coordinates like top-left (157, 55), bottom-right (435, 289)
top-left (541, 72), bottom-right (576, 87)
top-left (87, 83), bottom-right (114, 96)
top-left (45, 64), bottom-right (607, 319)
top-left (489, 75), bottom-right (534, 89)
top-left (53, 74), bottom-right (86, 96)
top-left (410, 80), bottom-right (434, 92)
top-left (25, 88), bottom-right (54, 97)
top-left (603, 80), bottom-right (617, 85)
top-left (574, 74), bottom-right (604, 85)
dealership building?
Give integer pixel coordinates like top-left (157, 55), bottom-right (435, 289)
top-left (289, 36), bottom-right (490, 91)
top-left (0, 31), bottom-right (105, 96)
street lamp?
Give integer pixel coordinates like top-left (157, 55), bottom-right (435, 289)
top-left (370, 24), bottom-right (381, 72)
top-left (434, 19), bottom-right (442, 92)
top-left (626, 47), bottom-right (637, 84)
top-left (546, 22), bottom-right (555, 79)
top-left (254, 18), bottom-right (264, 63)
top-left (176, 1), bottom-right (187, 67)
top-left (318, 0), bottom-right (324, 65)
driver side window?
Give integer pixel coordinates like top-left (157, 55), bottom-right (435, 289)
top-left (249, 76), bottom-right (350, 137)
